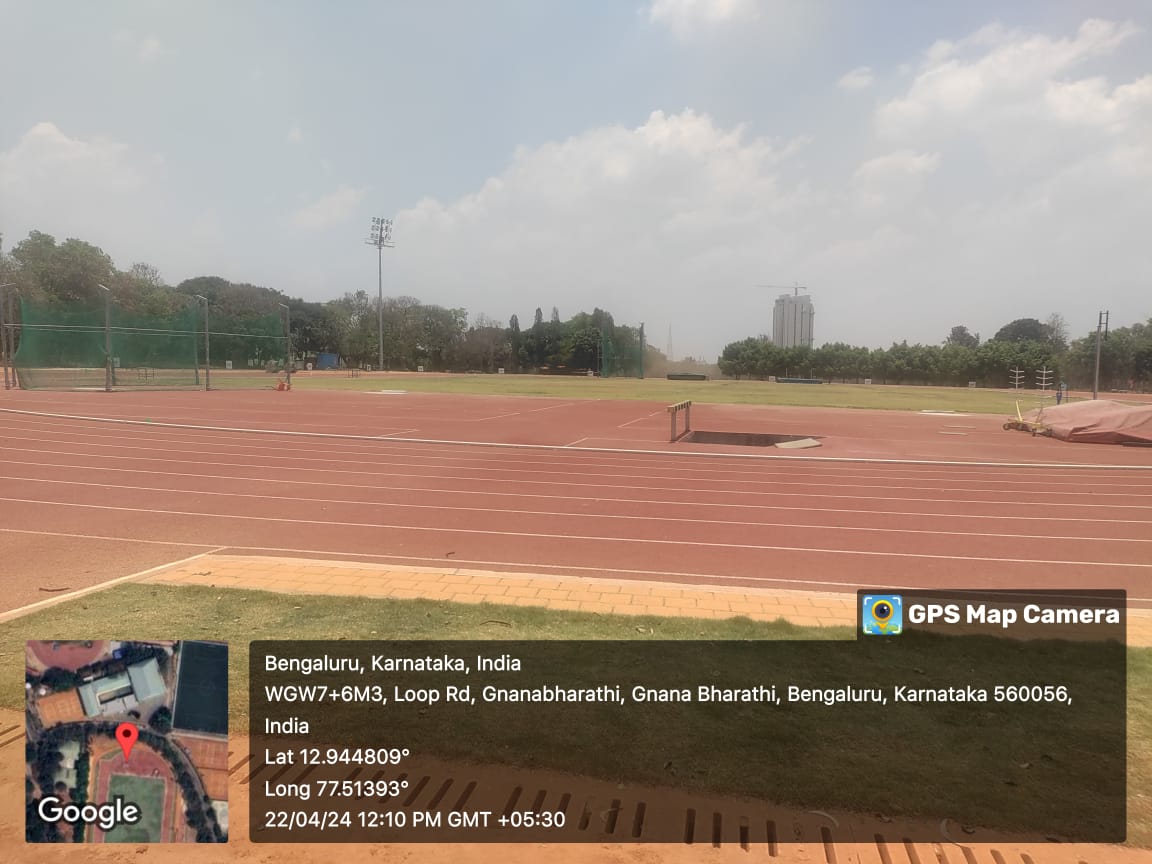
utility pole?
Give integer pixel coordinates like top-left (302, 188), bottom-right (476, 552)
top-left (1093, 310), bottom-right (1109, 400)
top-left (366, 217), bottom-right (395, 372)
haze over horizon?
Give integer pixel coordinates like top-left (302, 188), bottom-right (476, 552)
top-left (1, 0), bottom-right (1150, 361)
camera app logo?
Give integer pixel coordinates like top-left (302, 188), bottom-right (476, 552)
top-left (862, 594), bottom-right (903, 635)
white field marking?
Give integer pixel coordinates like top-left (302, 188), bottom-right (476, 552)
top-left (11, 475), bottom-right (1149, 545)
top-left (8, 442), bottom-right (1151, 501)
top-left (938, 431), bottom-right (967, 436)
top-left (0, 527), bottom-right (952, 595)
top-left (8, 497), bottom-right (1152, 569)
top-left (619, 410), bottom-right (665, 428)
top-left (0, 547), bottom-right (225, 624)
top-left (565, 437), bottom-right (591, 447)
top-left (376, 429), bottom-right (419, 438)
top-left (5, 418), bottom-right (1151, 487)
top-left (2, 411), bottom-right (1145, 479)
top-left (474, 401), bottom-right (576, 421)
top-left (942, 425), bottom-right (977, 429)
top-left (3, 406), bottom-right (1150, 470)
top-left (3, 459), bottom-right (1149, 525)
top-left (4, 450), bottom-right (1151, 513)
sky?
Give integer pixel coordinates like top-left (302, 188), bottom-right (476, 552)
top-left (1, 0), bottom-right (1150, 361)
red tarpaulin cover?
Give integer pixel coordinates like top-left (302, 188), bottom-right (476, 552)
top-left (1026, 400), bottom-right (1152, 445)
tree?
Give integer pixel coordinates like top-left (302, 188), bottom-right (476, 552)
top-left (1045, 313), bottom-right (1069, 352)
top-left (149, 706), bottom-right (173, 734)
top-left (992, 318), bottom-right (1048, 343)
top-left (945, 325), bottom-right (979, 349)
top-left (9, 231), bottom-right (116, 304)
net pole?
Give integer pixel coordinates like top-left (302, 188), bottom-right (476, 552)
top-left (99, 284), bottom-right (112, 391)
top-left (195, 294), bottom-right (210, 391)
top-left (280, 303), bottom-right (292, 389)
top-left (0, 282), bottom-right (9, 390)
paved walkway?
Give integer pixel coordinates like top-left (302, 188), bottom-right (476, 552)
top-left (135, 553), bottom-right (1152, 645)
top-left (140, 553), bottom-right (858, 625)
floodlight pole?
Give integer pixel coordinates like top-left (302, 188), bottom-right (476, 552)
top-left (97, 284), bottom-right (112, 391)
top-left (366, 217), bottom-right (395, 372)
top-left (0, 283), bottom-right (12, 390)
top-left (278, 302), bottom-right (291, 389)
top-left (195, 295), bottom-right (210, 391)
top-left (1092, 310), bottom-right (1108, 400)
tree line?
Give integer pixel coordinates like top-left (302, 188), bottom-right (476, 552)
top-left (0, 231), bottom-right (644, 373)
top-left (719, 316), bottom-right (1152, 391)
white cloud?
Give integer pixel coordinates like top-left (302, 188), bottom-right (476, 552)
top-left (645, 0), bottom-right (760, 39)
top-left (877, 18), bottom-right (1140, 139)
top-left (139, 36), bottom-right (163, 61)
top-left (838, 66), bottom-right (874, 91)
top-left (290, 185), bottom-right (367, 230)
top-left (852, 150), bottom-right (940, 208)
top-left (0, 122), bottom-right (154, 207)
top-left (0, 122), bottom-right (183, 268)
top-left (288, 124), bottom-right (303, 142)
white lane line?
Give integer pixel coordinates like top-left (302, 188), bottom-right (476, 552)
top-left (9, 475), bottom-right (1149, 544)
top-left (0, 548), bottom-right (226, 624)
top-left (4, 452), bottom-right (1150, 513)
top-left (7, 497), bottom-right (1152, 569)
top-left (376, 429), bottom-right (419, 438)
top-left (4, 407), bottom-right (1150, 470)
top-left (619, 410), bottom-right (664, 428)
top-left (3, 460), bottom-right (1149, 525)
top-left (475, 401), bottom-right (576, 421)
top-left (6, 444), bottom-right (1150, 501)
top-left (7, 527), bottom-right (1150, 600)
top-left (11, 420), bottom-right (1152, 485)
top-left (565, 437), bottom-right (590, 447)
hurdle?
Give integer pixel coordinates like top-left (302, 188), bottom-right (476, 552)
top-left (668, 400), bottom-right (692, 442)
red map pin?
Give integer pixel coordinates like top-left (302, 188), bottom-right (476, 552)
top-left (116, 723), bottom-right (139, 761)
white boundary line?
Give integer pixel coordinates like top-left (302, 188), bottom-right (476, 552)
top-left (7, 497), bottom-right (1152, 569)
top-left (6, 415), bottom-right (1151, 484)
top-left (4, 460), bottom-right (1149, 523)
top-left (5, 528), bottom-right (1150, 601)
top-left (2, 407), bottom-right (1150, 470)
top-left (0, 548), bottom-right (225, 624)
top-left (9, 475), bottom-right (1151, 545)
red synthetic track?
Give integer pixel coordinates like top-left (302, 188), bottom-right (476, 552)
top-left (1, 389), bottom-right (1150, 612)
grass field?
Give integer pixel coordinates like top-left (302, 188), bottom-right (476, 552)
top-left (3, 584), bottom-right (1147, 845)
top-left (102, 774), bottom-right (165, 843)
top-left (280, 372), bottom-right (1106, 415)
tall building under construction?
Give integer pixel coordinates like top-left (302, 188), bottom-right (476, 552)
top-left (772, 291), bottom-right (815, 349)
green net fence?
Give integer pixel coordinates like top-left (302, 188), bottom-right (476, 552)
top-left (12, 295), bottom-right (289, 390)
top-left (600, 326), bottom-right (645, 378)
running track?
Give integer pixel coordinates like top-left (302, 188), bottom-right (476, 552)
top-left (1, 389), bottom-right (1150, 613)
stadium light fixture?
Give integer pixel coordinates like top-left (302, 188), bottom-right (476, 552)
top-left (365, 217), bottom-right (395, 372)
top-left (195, 294), bottom-right (210, 391)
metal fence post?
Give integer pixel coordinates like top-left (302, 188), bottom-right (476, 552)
top-left (98, 284), bottom-right (112, 391)
top-left (0, 282), bottom-right (9, 390)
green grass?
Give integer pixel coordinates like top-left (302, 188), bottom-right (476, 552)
top-left (102, 775), bottom-right (165, 843)
top-left (4, 584), bottom-right (1147, 844)
top-left (282, 372), bottom-right (1067, 415)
